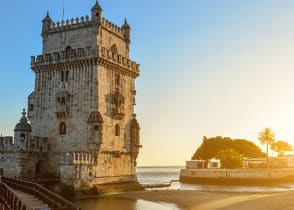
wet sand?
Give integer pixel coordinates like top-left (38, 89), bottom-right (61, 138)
top-left (119, 190), bottom-right (294, 210)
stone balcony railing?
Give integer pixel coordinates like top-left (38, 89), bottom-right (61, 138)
top-left (31, 46), bottom-right (140, 73)
top-left (61, 151), bottom-right (96, 165)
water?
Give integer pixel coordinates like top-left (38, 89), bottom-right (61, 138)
top-left (76, 166), bottom-right (182, 210)
top-left (77, 197), bottom-right (175, 210)
top-left (137, 166), bottom-right (182, 185)
top-left (138, 166), bottom-right (294, 192)
top-left (76, 166), bottom-right (294, 210)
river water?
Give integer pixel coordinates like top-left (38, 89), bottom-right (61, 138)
top-left (76, 166), bottom-right (294, 210)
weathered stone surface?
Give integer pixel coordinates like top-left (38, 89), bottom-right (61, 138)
top-left (0, 1), bottom-right (141, 192)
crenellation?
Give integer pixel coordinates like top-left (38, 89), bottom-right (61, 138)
top-left (47, 16), bottom-right (94, 34)
top-left (101, 17), bottom-right (124, 38)
top-left (31, 46), bottom-right (139, 74)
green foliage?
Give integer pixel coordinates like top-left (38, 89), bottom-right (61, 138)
top-left (271, 140), bottom-right (293, 156)
top-left (233, 139), bottom-right (266, 158)
top-left (258, 128), bottom-right (275, 157)
top-left (192, 136), bottom-right (266, 160)
top-left (216, 149), bottom-right (243, 169)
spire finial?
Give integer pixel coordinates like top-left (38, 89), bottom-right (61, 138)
top-left (22, 108), bottom-right (26, 117)
top-left (122, 18), bottom-right (130, 29)
top-left (92, 0), bottom-right (102, 11)
top-left (43, 10), bottom-right (52, 23)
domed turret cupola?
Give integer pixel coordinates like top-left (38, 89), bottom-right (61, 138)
top-left (42, 11), bottom-right (52, 35)
top-left (14, 109), bottom-right (32, 151)
top-left (91, 1), bottom-right (103, 23)
top-left (15, 109), bottom-right (32, 132)
top-left (122, 18), bottom-right (131, 47)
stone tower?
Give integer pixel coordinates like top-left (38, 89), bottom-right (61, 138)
top-left (29, 1), bottom-right (141, 190)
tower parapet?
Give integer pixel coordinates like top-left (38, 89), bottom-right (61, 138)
top-left (46, 16), bottom-right (92, 33)
top-left (101, 18), bottom-right (124, 38)
top-left (31, 46), bottom-right (140, 76)
top-left (43, 16), bottom-right (126, 39)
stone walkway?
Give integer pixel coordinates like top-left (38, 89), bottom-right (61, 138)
top-left (13, 190), bottom-right (49, 209)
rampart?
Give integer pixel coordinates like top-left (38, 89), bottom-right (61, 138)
top-left (45, 15), bottom-right (125, 39)
top-left (31, 46), bottom-right (140, 74)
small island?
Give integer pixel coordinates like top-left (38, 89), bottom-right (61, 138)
top-left (180, 128), bottom-right (294, 185)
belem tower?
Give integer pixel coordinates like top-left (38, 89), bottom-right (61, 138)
top-left (0, 1), bottom-right (141, 192)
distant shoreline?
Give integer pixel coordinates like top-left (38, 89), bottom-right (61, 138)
top-left (180, 168), bottom-right (294, 186)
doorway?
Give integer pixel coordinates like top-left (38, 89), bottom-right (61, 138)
top-left (35, 160), bottom-right (41, 177)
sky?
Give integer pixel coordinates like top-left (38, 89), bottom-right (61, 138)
top-left (1, 0), bottom-right (294, 166)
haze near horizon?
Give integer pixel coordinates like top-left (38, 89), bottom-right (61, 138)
top-left (0, 0), bottom-right (294, 166)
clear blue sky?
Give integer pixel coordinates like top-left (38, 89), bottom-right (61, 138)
top-left (1, 0), bottom-right (294, 166)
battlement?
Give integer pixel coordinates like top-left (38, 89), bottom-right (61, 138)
top-left (31, 46), bottom-right (140, 73)
top-left (0, 136), bottom-right (14, 151)
top-left (62, 151), bottom-right (96, 165)
top-left (0, 136), bottom-right (13, 145)
top-left (101, 17), bottom-right (124, 38)
top-left (44, 15), bottom-right (125, 39)
top-left (46, 16), bottom-right (92, 34)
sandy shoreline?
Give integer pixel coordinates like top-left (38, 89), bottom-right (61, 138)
top-left (117, 189), bottom-right (294, 210)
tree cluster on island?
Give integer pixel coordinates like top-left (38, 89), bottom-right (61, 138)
top-left (258, 128), bottom-right (293, 157)
top-left (192, 136), bottom-right (266, 168)
top-left (192, 130), bottom-right (293, 169)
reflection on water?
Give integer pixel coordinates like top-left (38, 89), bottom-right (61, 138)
top-left (76, 166), bottom-right (294, 210)
top-left (77, 197), bottom-right (178, 210)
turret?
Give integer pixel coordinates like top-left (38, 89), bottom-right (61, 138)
top-left (122, 18), bottom-right (131, 47)
top-left (14, 109), bottom-right (32, 150)
top-left (130, 114), bottom-right (141, 159)
top-left (91, 1), bottom-right (102, 23)
top-left (42, 11), bottom-right (52, 35)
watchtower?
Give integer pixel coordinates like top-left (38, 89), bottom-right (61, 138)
top-left (29, 1), bottom-right (141, 190)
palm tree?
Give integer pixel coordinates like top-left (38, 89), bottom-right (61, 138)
top-left (258, 128), bottom-right (275, 157)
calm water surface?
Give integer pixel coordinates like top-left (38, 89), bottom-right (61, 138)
top-left (77, 197), bottom-right (176, 210)
top-left (76, 166), bottom-right (294, 210)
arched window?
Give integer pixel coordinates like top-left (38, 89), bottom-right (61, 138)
top-left (110, 44), bottom-right (118, 54)
top-left (65, 70), bottom-right (69, 82)
top-left (59, 122), bottom-right (66, 135)
top-left (61, 97), bottom-right (66, 105)
top-left (65, 46), bottom-right (71, 58)
top-left (115, 124), bottom-right (120, 136)
top-left (115, 74), bottom-right (120, 86)
top-left (61, 71), bottom-right (64, 82)
top-left (20, 133), bottom-right (25, 142)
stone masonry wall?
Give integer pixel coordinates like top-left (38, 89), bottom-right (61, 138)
top-left (29, 3), bottom-right (140, 189)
